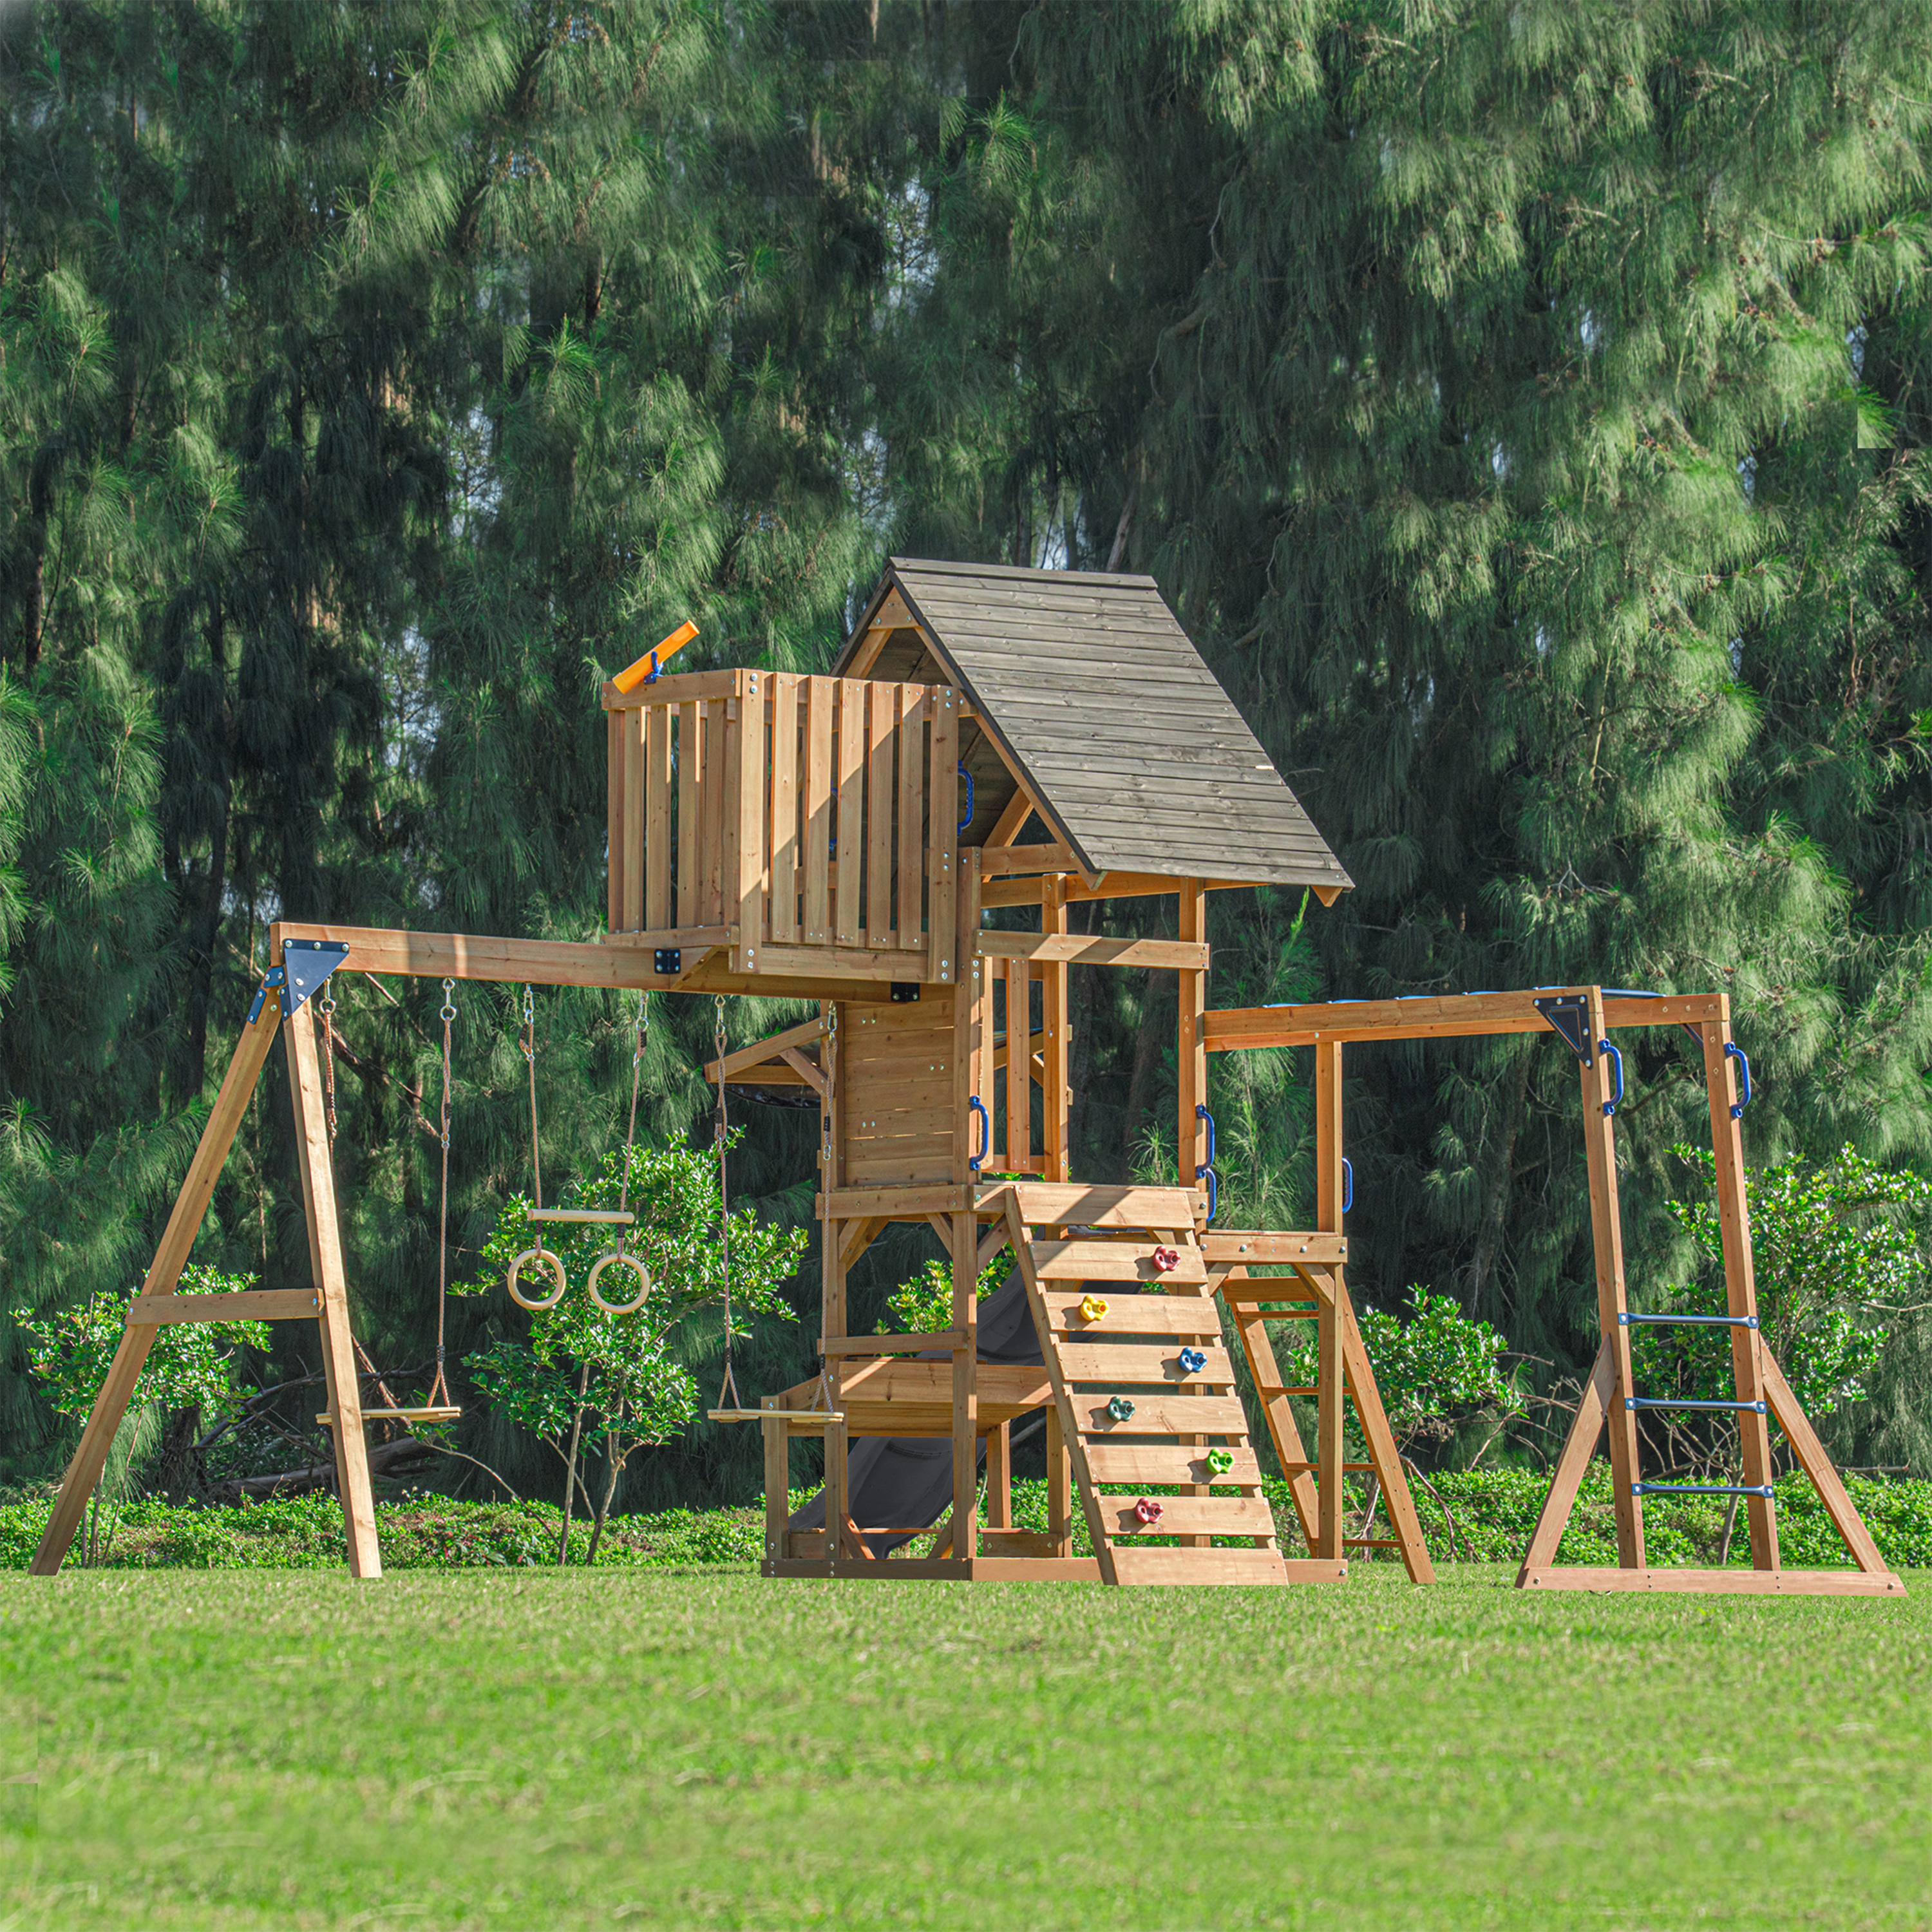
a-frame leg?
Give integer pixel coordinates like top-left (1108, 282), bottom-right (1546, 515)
top-left (1580, 987), bottom-right (1646, 1567)
top-left (1516, 1337), bottom-right (1615, 1580)
top-left (1336, 1283), bottom-right (1436, 1583)
top-left (1702, 1015), bottom-right (1779, 1567)
top-left (32, 996), bottom-right (285, 1575)
top-left (285, 975), bottom-right (381, 1578)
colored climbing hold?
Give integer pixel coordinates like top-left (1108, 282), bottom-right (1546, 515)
top-left (1150, 1245), bottom-right (1180, 1273)
top-left (1079, 1294), bottom-right (1110, 1323)
top-left (1106, 1396), bottom-right (1135, 1422)
top-left (1133, 1498), bottom-right (1164, 1526)
top-left (1177, 1347), bottom-right (1207, 1374)
top-left (1206, 1449), bottom-right (1234, 1477)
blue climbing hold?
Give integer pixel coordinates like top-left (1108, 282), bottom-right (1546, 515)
top-left (1177, 1347), bottom-right (1207, 1374)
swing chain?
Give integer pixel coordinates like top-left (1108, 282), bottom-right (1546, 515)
top-left (522, 983), bottom-right (543, 1241)
top-left (317, 978), bottom-right (339, 1144)
top-left (431, 978), bottom-right (456, 1406)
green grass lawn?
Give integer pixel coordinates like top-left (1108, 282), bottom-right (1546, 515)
top-left (3, 1566), bottom-right (1928, 1931)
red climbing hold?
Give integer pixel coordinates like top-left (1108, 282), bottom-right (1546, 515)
top-left (1150, 1245), bottom-right (1180, 1273)
top-left (1133, 1498), bottom-right (1164, 1526)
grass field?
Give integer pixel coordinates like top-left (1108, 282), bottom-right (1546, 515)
top-left (3, 1566), bottom-right (1929, 1931)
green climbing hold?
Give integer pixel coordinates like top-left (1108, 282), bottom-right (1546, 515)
top-left (1206, 1449), bottom-right (1234, 1477)
top-left (1106, 1396), bottom-right (1135, 1422)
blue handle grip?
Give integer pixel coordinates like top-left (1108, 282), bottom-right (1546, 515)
top-left (1341, 1157), bottom-right (1353, 1215)
top-left (1198, 1166), bottom-right (1218, 1221)
top-left (1195, 1103), bottom-right (1215, 1166)
top-left (1600, 1039), bottom-right (1624, 1116)
top-left (968, 1095), bottom-right (990, 1173)
top-left (958, 762), bottom-right (974, 834)
top-left (1725, 1043), bottom-right (1751, 1119)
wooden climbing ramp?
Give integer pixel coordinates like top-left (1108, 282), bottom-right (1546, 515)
top-left (1000, 1183), bottom-right (1294, 1586)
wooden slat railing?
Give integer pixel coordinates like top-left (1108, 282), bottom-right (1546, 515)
top-left (602, 668), bottom-right (960, 983)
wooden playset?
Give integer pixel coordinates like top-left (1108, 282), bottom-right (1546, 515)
top-left (31, 560), bottom-right (1901, 1593)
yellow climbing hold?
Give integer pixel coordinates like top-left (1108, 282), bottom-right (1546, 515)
top-left (1079, 1294), bottom-right (1110, 1323)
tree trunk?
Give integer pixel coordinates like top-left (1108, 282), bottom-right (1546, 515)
top-left (557, 1359), bottom-right (591, 1564)
top-left (585, 1432), bottom-right (621, 1565)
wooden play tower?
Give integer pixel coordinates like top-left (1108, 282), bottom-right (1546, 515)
top-left (32, 560), bottom-right (1900, 1592)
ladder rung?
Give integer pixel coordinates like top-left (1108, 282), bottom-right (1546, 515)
top-left (1343, 1538), bottom-right (1403, 1549)
top-left (1278, 1461), bottom-right (1376, 1474)
top-left (1626, 1396), bottom-right (1766, 1413)
top-left (528, 1208), bottom-right (635, 1226)
top-left (317, 1406), bottom-right (460, 1426)
top-left (1619, 1312), bottom-right (1757, 1329)
top-left (1633, 1482), bottom-right (1775, 1499)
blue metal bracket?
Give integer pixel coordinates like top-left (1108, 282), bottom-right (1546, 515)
top-left (246, 967), bottom-right (287, 1026)
top-left (278, 940), bottom-right (351, 1016)
top-left (1533, 994), bottom-right (1594, 1063)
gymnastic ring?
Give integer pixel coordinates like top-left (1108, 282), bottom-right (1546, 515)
top-left (507, 1247), bottom-right (569, 1311)
top-left (587, 1250), bottom-right (651, 1316)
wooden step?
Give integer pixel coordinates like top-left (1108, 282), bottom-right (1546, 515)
top-left (1000, 1182), bottom-right (1198, 1229)
top-left (1039, 1290), bottom-right (1223, 1336)
top-left (1072, 1392), bottom-right (1249, 1435)
top-left (1083, 1441), bottom-right (1264, 1486)
top-left (1056, 1340), bottom-right (1236, 1385)
top-left (1097, 1493), bottom-right (1275, 1539)
top-left (1108, 1545), bottom-right (1288, 1586)
top-left (1032, 1240), bottom-right (1208, 1285)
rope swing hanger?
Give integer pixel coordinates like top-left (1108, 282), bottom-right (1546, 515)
top-left (506, 985), bottom-right (650, 1316)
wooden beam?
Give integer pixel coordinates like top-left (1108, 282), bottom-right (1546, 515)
top-left (31, 991), bottom-right (286, 1575)
top-left (975, 932), bottom-right (1208, 970)
top-left (1515, 1339), bottom-right (1614, 1580)
top-left (985, 783), bottom-right (1041, 848)
top-left (1314, 1039), bottom-right (1344, 1562)
top-left (703, 1015), bottom-right (825, 1084)
top-left (977, 843), bottom-right (1081, 878)
top-left (274, 922), bottom-right (687, 990)
top-left (1336, 1287), bottom-right (1435, 1584)
top-left (126, 1290), bottom-right (319, 1325)
top-left (1759, 1350), bottom-right (1893, 1575)
top-left (1205, 989), bottom-right (1728, 1051)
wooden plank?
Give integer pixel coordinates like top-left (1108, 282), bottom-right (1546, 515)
top-left (978, 843), bottom-right (1081, 878)
top-left (704, 1015), bottom-right (825, 1084)
top-left (1057, 1341), bottom-right (1235, 1384)
top-left (126, 1290), bottom-right (319, 1324)
top-left (895, 685), bottom-right (925, 943)
top-left (701, 699), bottom-right (728, 925)
top-left (1045, 1405), bottom-right (1072, 1555)
top-left (999, 1182), bottom-right (1200, 1227)
top-left (1179, 880), bottom-right (1207, 1217)
top-left (732, 674), bottom-right (764, 968)
top-left (1582, 986), bottom-right (1645, 1569)
top-left (741, 942), bottom-right (931, 982)
top-left (1040, 873), bottom-right (1069, 1180)
top-left (285, 998), bottom-right (381, 1577)
top-left (1759, 1350), bottom-right (1891, 1575)
top-left (600, 667), bottom-right (742, 708)
top-left (866, 681), bottom-right (896, 947)
top-left (1701, 1013), bottom-right (1779, 1569)
top-left (1072, 1392), bottom-right (1250, 1435)
top-left (1004, 956), bottom-right (1029, 1170)
top-left (1203, 1232), bottom-right (1348, 1266)
top-left (31, 995), bottom-right (286, 1575)
top-left (928, 687), bottom-right (958, 982)
top-left (606, 708), bottom-right (624, 934)
top-left (819, 1330), bottom-right (968, 1356)
top-left (643, 703), bottom-right (671, 933)
top-left (976, 932), bottom-right (1209, 970)
top-left (275, 924), bottom-right (687, 990)
top-left (835, 679), bottom-right (866, 946)
top-left (802, 676), bottom-right (835, 943)
top-left (1083, 1441), bottom-right (1264, 1486)
top-left (1039, 1289), bottom-right (1222, 1332)
top-left (1515, 1338), bottom-right (1615, 1579)
top-left (762, 1414), bottom-right (790, 1567)
top-left (768, 674), bottom-right (799, 943)
top-left (1005, 1192), bottom-right (1118, 1584)
top-left (676, 700), bottom-right (699, 927)
top-left (1521, 1566), bottom-right (1904, 1596)
top-left (820, 1183), bottom-right (974, 1218)
top-left (954, 869), bottom-right (978, 1191)
top-left (1034, 1242), bottom-right (1208, 1285)
top-left (1106, 1546), bottom-right (1288, 1586)
top-left (1315, 1039), bottom-right (1345, 1563)
top-left (1101, 1494), bottom-right (1274, 1538)
top-left (986, 782), bottom-right (1042, 847)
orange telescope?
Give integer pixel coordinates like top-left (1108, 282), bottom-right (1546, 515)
top-left (612, 619), bottom-right (699, 694)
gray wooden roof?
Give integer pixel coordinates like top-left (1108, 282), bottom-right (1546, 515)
top-left (835, 558), bottom-right (1351, 891)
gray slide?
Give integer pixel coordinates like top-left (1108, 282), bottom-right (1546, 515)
top-left (788, 1271), bottom-right (1046, 1557)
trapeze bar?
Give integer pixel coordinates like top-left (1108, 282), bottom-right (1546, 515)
top-left (1633, 1482), bottom-right (1776, 1499)
top-left (527, 1208), bottom-right (635, 1226)
top-left (1619, 1312), bottom-right (1758, 1329)
top-left (1625, 1396), bottom-right (1767, 1414)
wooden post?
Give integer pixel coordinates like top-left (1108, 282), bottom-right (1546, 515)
top-left (762, 1412), bottom-right (790, 1571)
top-left (1581, 985), bottom-right (1646, 1569)
top-left (1702, 1009), bottom-right (1779, 1569)
top-left (1041, 873), bottom-right (1070, 1180)
top-left (1177, 879), bottom-right (1208, 1204)
top-left (985, 1422), bottom-right (1012, 1530)
top-left (1314, 1039), bottom-right (1345, 1562)
top-left (820, 998), bottom-right (847, 1556)
top-left (32, 992), bottom-right (285, 1575)
top-left (1045, 1406), bottom-right (1072, 1556)
top-left (285, 980), bottom-right (381, 1578)
top-left (950, 864), bottom-right (981, 1562)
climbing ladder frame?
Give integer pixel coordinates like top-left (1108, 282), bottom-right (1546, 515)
top-left (1204, 986), bottom-right (1903, 1595)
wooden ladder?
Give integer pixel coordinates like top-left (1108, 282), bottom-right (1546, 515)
top-left (999, 1184), bottom-right (1287, 1586)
